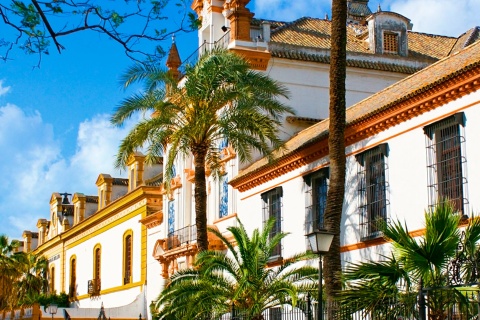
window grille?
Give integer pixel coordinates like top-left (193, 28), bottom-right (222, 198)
top-left (356, 144), bottom-right (389, 240)
top-left (424, 113), bottom-right (468, 214)
top-left (383, 32), bottom-right (398, 54)
top-left (261, 187), bottom-right (283, 258)
top-left (304, 168), bottom-right (329, 234)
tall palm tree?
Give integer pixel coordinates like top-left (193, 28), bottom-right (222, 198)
top-left (112, 48), bottom-right (293, 251)
top-left (323, 0), bottom-right (348, 307)
top-left (154, 218), bottom-right (318, 320)
top-left (339, 202), bottom-right (476, 319)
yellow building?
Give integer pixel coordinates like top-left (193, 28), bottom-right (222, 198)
top-left (23, 154), bottom-right (163, 319)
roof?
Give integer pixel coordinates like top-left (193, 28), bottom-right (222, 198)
top-left (267, 16), bottom-right (472, 74)
top-left (86, 195), bottom-right (98, 203)
top-left (230, 38), bottom-right (480, 191)
top-left (145, 173), bottom-right (163, 187)
top-left (113, 178), bottom-right (129, 186)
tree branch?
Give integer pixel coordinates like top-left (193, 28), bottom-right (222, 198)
top-left (31, 0), bottom-right (64, 53)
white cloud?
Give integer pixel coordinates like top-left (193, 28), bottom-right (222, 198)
top-left (252, 0), bottom-right (478, 37)
top-left (0, 80), bottom-right (11, 96)
top-left (0, 103), bottom-right (137, 238)
top-left (388, 0), bottom-right (480, 37)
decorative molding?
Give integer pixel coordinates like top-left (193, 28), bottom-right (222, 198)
top-left (230, 47), bottom-right (271, 71)
top-left (230, 67), bottom-right (480, 192)
top-left (138, 211), bottom-right (163, 229)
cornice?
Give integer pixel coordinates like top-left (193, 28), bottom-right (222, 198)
top-left (230, 47), bottom-right (271, 71)
top-left (230, 65), bottom-right (480, 192)
top-left (139, 211), bottom-right (163, 229)
top-left (33, 186), bottom-right (162, 253)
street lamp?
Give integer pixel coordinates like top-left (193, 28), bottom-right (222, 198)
top-left (47, 304), bottom-right (58, 320)
top-left (306, 229), bottom-right (335, 320)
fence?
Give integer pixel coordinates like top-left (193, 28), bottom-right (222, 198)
top-left (208, 287), bottom-right (480, 320)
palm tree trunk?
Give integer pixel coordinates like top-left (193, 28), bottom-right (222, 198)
top-left (193, 146), bottom-right (209, 251)
top-left (324, 0), bottom-right (347, 314)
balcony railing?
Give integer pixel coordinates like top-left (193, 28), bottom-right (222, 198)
top-left (167, 225), bottom-right (197, 250)
top-left (179, 31), bottom-right (230, 73)
top-left (87, 278), bottom-right (101, 296)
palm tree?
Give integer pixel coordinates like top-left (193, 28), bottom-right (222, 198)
top-left (338, 202), bottom-right (478, 319)
top-left (154, 218), bottom-right (318, 320)
top-left (323, 0), bottom-right (348, 307)
top-left (0, 235), bottom-right (21, 309)
top-left (15, 252), bottom-right (49, 305)
top-left (112, 48), bottom-right (293, 251)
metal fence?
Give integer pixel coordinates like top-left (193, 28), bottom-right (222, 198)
top-left (207, 288), bottom-right (480, 320)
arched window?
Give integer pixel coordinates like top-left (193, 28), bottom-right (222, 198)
top-left (123, 231), bottom-right (133, 285)
top-left (94, 245), bottom-right (101, 280)
top-left (88, 244), bottom-right (101, 295)
top-left (69, 256), bottom-right (76, 299)
top-left (50, 265), bottom-right (55, 293)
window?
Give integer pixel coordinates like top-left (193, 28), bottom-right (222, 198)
top-left (383, 32), bottom-right (398, 54)
top-left (304, 168), bottom-right (329, 233)
top-left (261, 187), bottom-right (282, 258)
top-left (123, 231), bottom-right (133, 285)
top-left (424, 113), bottom-right (468, 214)
top-left (50, 266), bottom-right (55, 293)
top-left (69, 256), bottom-right (76, 299)
top-left (219, 174), bottom-right (229, 218)
top-left (93, 244), bottom-right (101, 283)
top-left (89, 244), bottom-right (101, 295)
top-left (356, 144), bottom-right (389, 240)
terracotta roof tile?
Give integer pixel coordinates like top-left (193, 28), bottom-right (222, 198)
top-left (233, 39), bottom-right (480, 182)
top-left (268, 17), bottom-right (471, 73)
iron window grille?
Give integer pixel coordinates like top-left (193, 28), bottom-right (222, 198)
top-left (87, 278), bottom-right (101, 296)
top-left (356, 144), bottom-right (390, 241)
top-left (261, 187), bottom-right (283, 258)
top-left (424, 112), bottom-right (468, 214)
top-left (304, 168), bottom-right (329, 234)
top-left (383, 32), bottom-right (399, 54)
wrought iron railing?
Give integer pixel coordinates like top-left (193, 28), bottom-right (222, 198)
top-left (87, 278), bottom-right (101, 296)
top-left (179, 30), bottom-right (231, 73)
top-left (166, 225), bottom-right (197, 250)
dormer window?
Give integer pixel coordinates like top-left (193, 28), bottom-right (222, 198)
top-left (383, 32), bottom-right (399, 54)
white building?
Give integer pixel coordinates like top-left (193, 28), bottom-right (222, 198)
top-left (19, 0), bottom-right (480, 318)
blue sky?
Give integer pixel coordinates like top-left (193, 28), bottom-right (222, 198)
top-left (0, 0), bottom-right (479, 239)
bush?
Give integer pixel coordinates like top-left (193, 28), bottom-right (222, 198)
top-left (37, 292), bottom-right (69, 308)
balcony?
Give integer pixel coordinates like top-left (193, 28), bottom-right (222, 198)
top-left (87, 278), bottom-right (101, 296)
top-left (167, 225), bottom-right (197, 250)
top-left (179, 31), bottom-right (230, 73)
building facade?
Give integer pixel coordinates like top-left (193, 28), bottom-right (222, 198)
top-left (19, 0), bottom-right (480, 318)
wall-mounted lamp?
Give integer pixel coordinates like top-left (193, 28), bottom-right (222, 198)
top-left (221, 26), bottom-right (230, 32)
